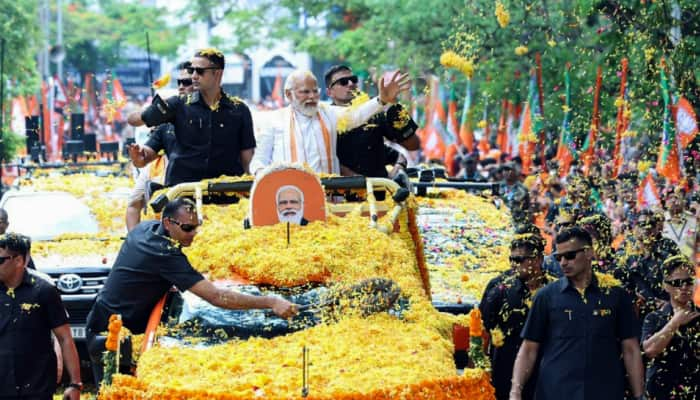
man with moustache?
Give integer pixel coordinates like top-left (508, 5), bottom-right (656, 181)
top-left (127, 48), bottom-right (256, 186)
top-left (276, 185), bottom-right (307, 225)
top-left (249, 69), bottom-right (411, 174)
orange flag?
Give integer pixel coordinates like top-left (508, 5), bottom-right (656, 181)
top-left (612, 59), bottom-right (630, 178)
top-left (582, 66), bottom-right (602, 175)
top-left (271, 71), bottom-right (284, 108)
top-left (674, 96), bottom-right (698, 148)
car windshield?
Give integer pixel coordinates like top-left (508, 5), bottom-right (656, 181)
top-left (160, 281), bottom-right (408, 347)
top-left (160, 283), bottom-right (329, 347)
top-left (3, 192), bottom-right (99, 241)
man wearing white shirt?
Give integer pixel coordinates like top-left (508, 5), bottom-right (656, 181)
top-left (249, 69), bottom-right (410, 174)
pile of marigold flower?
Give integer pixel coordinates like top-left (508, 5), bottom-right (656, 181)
top-left (100, 193), bottom-right (496, 399)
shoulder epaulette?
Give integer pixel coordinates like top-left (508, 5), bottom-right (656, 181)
top-left (226, 94), bottom-right (243, 105)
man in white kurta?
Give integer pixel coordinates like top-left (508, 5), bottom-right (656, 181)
top-left (250, 69), bottom-right (409, 174)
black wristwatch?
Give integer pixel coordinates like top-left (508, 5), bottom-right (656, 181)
top-left (67, 382), bottom-right (83, 391)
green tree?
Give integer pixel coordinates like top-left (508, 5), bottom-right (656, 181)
top-left (60, 0), bottom-right (188, 77)
top-left (0, 1), bottom-right (40, 163)
top-left (0, 1), bottom-right (41, 96)
top-left (179, 0), bottom-right (279, 54)
top-left (237, 0), bottom-right (699, 159)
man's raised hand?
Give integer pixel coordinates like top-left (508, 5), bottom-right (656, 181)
top-left (128, 143), bottom-right (148, 168)
top-left (379, 70), bottom-right (411, 105)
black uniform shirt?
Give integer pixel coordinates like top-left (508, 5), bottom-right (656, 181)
top-left (86, 220), bottom-right (204, 335)
top-left (337, 104), bottom-right (416, 177)
top-left (642, 303), bottom-right (700, 399)
top-left (0, 270), bottom-right (68, 397)
top-left (618, 238), bottom-right (680, 301)
top-left (521, 274), bottom-right (639, 400)
top-left (481, 273), bottom-right (551, 400)
top-left (143, 90), bottom-right (256, 186)
top-left (147, 123), bottom-right (177, 157)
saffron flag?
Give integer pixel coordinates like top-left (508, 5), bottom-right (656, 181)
top-left (445, 143), bottom-right (459, 177)
top-left (612, 59), bottom-right (630, 178)
top-left (459, 80), bottom-right (474, 152)
top-left (519, 74), bottom-right (542, 175)
top-left (101, 71), bottom-right (127, 123)
top-left (41, 81), bottom-right (51, 155)
top-left (497, 99), bottom-right (508, 154)
top-left (674, 96), bottom-right (698, 148)
top-left (421, 78), bottom-right (447, 160)
top-left (506, 101), bottom-right (518, 156)
top-left (478, 101), bottom-right (491, 156)
top-left (432, 83), bottom-right (455, 146)
top-left (53, 75), bottom-right (68, 112)
top-left (447, 87), bottom-right (460, 146)
top-left (556, 64), bottom-right (576, 177)
top-left (656, 59), bottom-right (682, 183)
top-left (82, 73), bottom-right (98, 132)
top-left (10, 97), bottom-right (27, 138)
top-left (637, 174), bottom-right (661, 210)
top-left (582, 66), bottom-right (602, 175)
top-left (271, 72), bottom-right (284, 108)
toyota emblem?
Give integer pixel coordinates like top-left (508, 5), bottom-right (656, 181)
top-left (56, 274), bottom-right (82, 293)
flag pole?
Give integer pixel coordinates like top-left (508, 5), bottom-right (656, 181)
top-left (0, 38), bottom-right (5, 187)
top-left (146, 32), bottom-right (154, 97)
top-left (535, 53), bottom-right (546, 170)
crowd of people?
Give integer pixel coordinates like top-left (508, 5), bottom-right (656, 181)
top-left (474, 155), bottom-right (700, 399)
top-left (0, 45), bottom-right (698, 400)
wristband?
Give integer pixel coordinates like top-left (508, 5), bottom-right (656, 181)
top-left (377, 97), bottom-right (390, 106)
top-left (67, 382), bottom-right (83, 391)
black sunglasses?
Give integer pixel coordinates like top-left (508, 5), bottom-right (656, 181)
top-left (186, 66), bottom-right (220, 75)
top-left (0, 255), bottom-right (16, 264)
top-left (177, 78), bottom-right (193, 87)
top-left (509, 254), bottom-right (537, 264)
top-left (331, 75), bottom-right (358, 88)
top-left (168, 218), bottom-right (198, 233)
top-left (664, 278), bottom-right (695, 288)
top-left (553, 247), bottom-right (589, 262)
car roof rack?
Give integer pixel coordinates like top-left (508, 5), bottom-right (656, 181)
top-left (406, 167), bottom-right (500, 196)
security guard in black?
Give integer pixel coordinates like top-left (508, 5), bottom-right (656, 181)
top-left (0, 270), bottom-right (68, 398)
top-left (141, 91), bottom-right (256, 186)
top-left (521, 274), bottom-right (639, 400)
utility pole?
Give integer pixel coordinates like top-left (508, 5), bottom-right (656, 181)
top-left (56, 0), bottom-right (64, 80)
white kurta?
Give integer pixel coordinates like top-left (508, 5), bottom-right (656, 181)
top-left (250, 98), bottom-right (384, 174)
